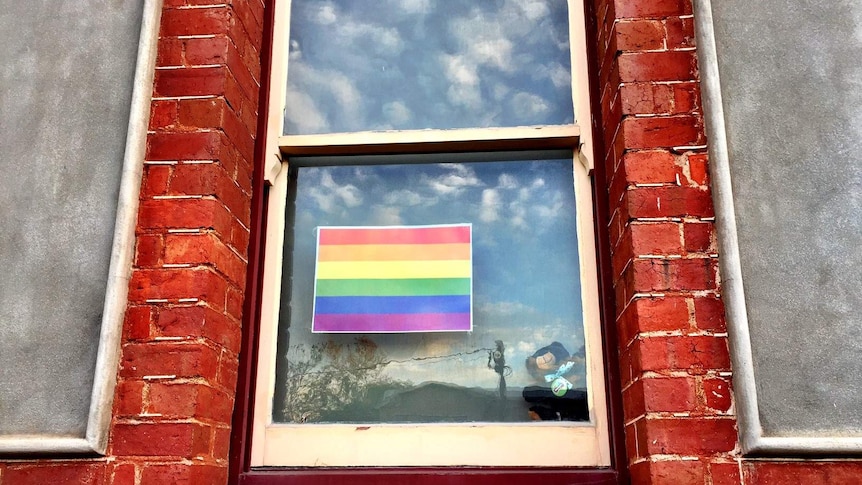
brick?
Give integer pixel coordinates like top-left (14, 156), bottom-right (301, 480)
top-left (120, 341), bottom-right (221, 379)
top-left (135, 234), bottom-right (164, 268)
top-left (688, 152), bottom-right (710, 185)
top-left (155, 305), bottom-right (242, 353)
top-left (177, 97), bottom-right (226, 129)
top-left (638, 417), bottom-right (736, 455)
top-left (213, 426), bottom-right (232, 461)
top-left (708, 461), bottom-right (741, 485)
top-left (619, 51), bottom-right (698, 82)
top-left (694, 296), bottom-right (726, 332)
top-left (111, 422), bottom-right (210, 457)
top-left (168, 164), bottom-right (250, 220)
top-left (128, 268), bottom-right (229, 309)
top-left (630, 459), bottom-right (707, 485)
top-left (184, 36), bottom-right (230, 66)
top-left (226, 284), bottom-right (245, 321)
top-left (673, 82), bottom-right (701, 113)
top-left (164, 232), bottom-right (248, 287)
top-left (622, 150), bottom-right (679, 183)
top-left (619, 296), bottom-right (691, 344)
top-left (625, 186), bottom-right (715, 218)
top-left (147, 131), bottom-right (223, 161)
top-left (743, 461), bottom-right (862, 485)
top-left (125, 305), bottom-right (153, 340)
top-left (154, 66), bottom-right (227, 97)
top-left (635, 335), bottom-right (731, 372)
top-left (147, 382), bottom-right (233, 422)
top-left (620, 83), bottom-right (675, 115)
top-left (643, 376), bottom-right (698, 413)
top-left (109, 462), bottom-right (136, 485)
top-left (139, 463), bottom-right (227, 485)
top-left (137, 198), bottom-right (233, 236)
top-left (141, 164), bottom-right (171, 198)
top-left (631, 222), bottom-right (684, 254)
top-left (622, 115), bottom-right (703, 149)
top-left (216, 348), bottom-right (240, 392)
top-left (616, 19), bottom-right (664, 51)
top-left (629, 258), bottom-right (717, 292)
top-left (665, 16), bottom-right (696, 49)
top-left (149, 99), bottom-right (178, 130)
top-left (160, 6), bottom-right (231, 37)
top-left (156, 37), bottom-right (184, 67)
top-left (703, 377), bottom-right (732, 412)
top-left (615, 0), bottom-right (693, 19)
top-left (3, 463), bottom-right (106, 485)
top-left (114, 379), bottom-right (145, 416)
top-left (684, 222), bottom-right (714, 253)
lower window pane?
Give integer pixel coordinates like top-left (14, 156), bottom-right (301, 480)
top-left (273, 152), bottom-right (588, 424)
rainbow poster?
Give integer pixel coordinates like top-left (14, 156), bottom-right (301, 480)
top-left (312, 224), bottom-right (473, 333)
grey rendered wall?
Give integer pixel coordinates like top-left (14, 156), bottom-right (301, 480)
top-left (0, 0), bottom-right (160, 453)
top-left (694, 0), bottom-right (862, 454)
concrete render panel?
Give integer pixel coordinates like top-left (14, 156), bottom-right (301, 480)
top-left (695, 0), bottom-right (862, 454)
top-left (0, 0), bottom-right (162, 453)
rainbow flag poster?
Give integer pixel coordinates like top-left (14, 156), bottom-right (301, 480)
top-left (312, 224), bottom-right (473, 333)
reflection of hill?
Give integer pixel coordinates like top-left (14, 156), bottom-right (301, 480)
top-left (377, 381), bottom-right (532, 423)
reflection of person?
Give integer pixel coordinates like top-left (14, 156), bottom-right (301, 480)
top-left (523, 341), bottom-right (589, 421)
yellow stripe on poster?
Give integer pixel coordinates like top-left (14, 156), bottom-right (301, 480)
top-left (316, 260), bottom-right (472, 280)
top-left (318, 243), bottom-right (471, 262)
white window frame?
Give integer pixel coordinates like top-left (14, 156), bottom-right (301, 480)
top-left (251, 0), bottom-right (609, 468)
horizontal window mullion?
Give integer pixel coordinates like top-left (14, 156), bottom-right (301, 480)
top-left (278, 125), bottom-right (579, 156)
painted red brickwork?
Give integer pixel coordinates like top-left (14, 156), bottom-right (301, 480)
top-left (2, 0), bottom-right (861, 484)
top-left (592, 0), bottom-right (862, 484)
top-left (0, 1), bottom-right (263, 484)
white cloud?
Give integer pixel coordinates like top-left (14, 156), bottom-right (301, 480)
top-left (383, 189), bottom-right (436, 207)
top-left (284, 88), bottom-right (328, 134)
top-left (480, 189), bottom-right (500, 222)
top-left (314, 3), bottom-right (338, 25)
top-left (425, 164), bottom-right (482, 195)
top-left (512, 0), bottom-right (550, 21)
top-left (382, 100), bottom-right (413, 126)
top-left (397, 0), bottom-right (432, 14)
top-left (498, 173), bottom-right (518, 189)
top-left (510, 91), bottom-right (551, 121)
top-left (371, 206), bottom-right (403, 225)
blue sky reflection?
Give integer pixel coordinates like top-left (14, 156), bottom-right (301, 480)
top-left (284, 0), bottom-right (574, 134)
top-left (277, 155), bottom-right (586, 423)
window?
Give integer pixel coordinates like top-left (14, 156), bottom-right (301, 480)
top-left (251, 0), bottom-right (608, 468)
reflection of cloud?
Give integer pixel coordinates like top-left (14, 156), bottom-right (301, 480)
top-left (425, 164), bottom-right (482, 195)
top-left (383, 189), bottom-right (436, 207)
top-left (371, 206), bottom-right (403, 225)
top-left (285, 89), bottom-right (328, 133)
top-left (480, 189), bottom-right (500, 222)
top-left (511, 92), bottom-right (551, 122)
top-left (306, 169), bottom-right (363, 214)
top-left (396, 0), bottom-right (432, 14)
top-left (313, 3), bottom-right (338, 24)
top-left (382, 101), bottom-right (412, 125)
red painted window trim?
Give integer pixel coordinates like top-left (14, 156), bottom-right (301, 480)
top-left (228, 1), bottom-right (628, 483)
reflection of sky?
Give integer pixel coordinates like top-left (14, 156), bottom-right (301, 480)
top-left (284, 0), bottom-right (573, 134)
top-left (279, 154), bottom-right (586, 390)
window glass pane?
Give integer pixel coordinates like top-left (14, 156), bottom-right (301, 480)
top-left (284, 0), bottom-right (574, 134)
top-left (273, 153), bottom-right (588, 424)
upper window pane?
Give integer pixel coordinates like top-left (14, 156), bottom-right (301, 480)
top-left (283, 0), bottom-right (574, 135)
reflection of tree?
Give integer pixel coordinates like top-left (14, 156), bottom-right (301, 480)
top-left (282, 337), bottom-right (407, 423)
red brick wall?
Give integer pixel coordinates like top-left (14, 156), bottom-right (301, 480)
top-left (0, 1), bottom-right (263, 483)
top-left (592, 0), bottom-right (862, 484)
top-left (2, 0), bottom-right (862, 484)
